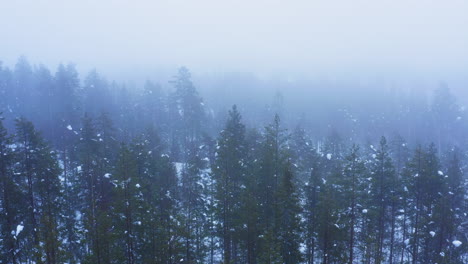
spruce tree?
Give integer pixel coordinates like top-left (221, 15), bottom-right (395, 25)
top-left (169, 67), bottom-right (205, 161)
top-left (15, 117), bottom-right (63, 263)
top-left (0, 115), bottom-right (21, 263)
top-left (369, 137), bottom-right (397, 263)
top-left (340, 145), bottom-right (366, 264)
top-left (77, 114), bottom-right (112, 264)
top-left (276, 165), bottom-right (302, 264)
top-left (257, 114), bottom-right (289, 264)
top-left (303, 161), bottom-right (321, 264)
top-left (112, 144), bottom-right (141, 264)
top-left (212, 105), bottom-right (247, 264)
top-left (180, 143), bottom-right (208, 263)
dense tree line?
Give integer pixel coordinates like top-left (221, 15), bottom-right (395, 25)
top-left (0, 57), bottom-right (467, 263)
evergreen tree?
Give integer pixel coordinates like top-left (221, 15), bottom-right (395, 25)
top-left (256, 114), bottom-right (290, 264)
top-left (240, 128), bottom-right (263, 264)
top-left (276, 165), bottom-right (303, 264)
top-left (112, 144), bottom-right (141, 264)
top-left (82, 70), bottom-right (111, 115)
top-left (368, 137), bottom-right (397, 263)
top-left (340, 145), bottom-right (366, 264)
top-left (180, 143), bottom-right (209, 263)
top-left (302, 145), bottom-right (324, 264)
top-left (212, 105), bottom-right (247, 264)
top-left (15, 117), bottom-right (63, 263)
top-left (403, 144), bottom-right (446, 264)
top-left (0, 115), bottom-right (21, 263)
top-left (13, 57), bottom-right (34, 116)
top-left (169, 67), bottom-right (205, 161)
top-left (77, 114), bottom-right (113, 264)
top-left (54, 63), bottom-right (80, 145)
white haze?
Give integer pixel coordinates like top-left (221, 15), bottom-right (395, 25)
top-left (1, 0), bottom-right (467, 94)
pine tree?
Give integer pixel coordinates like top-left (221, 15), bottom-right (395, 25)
top-left (431, 149), bottom-right (466, 263)
top-left (315, 133), bottom-right (346, 264)
top-left (0, 115), bottom-right (22, 263)
top-left (403, 144), bottom-right (446, 264)
top-left (77, 114), bottom-right (113, 264)
top-left (82, 70), bottom-right (111, 115)
top-left (13, 57), bottom-right (34, 116)
top-left (212, 105), bottom-right (247, 264)
top-left (257, 114), bottom-right (289, 264)
top-left (141, 80), bottom-right (167, 129)
top-left (431, 83), bottom-right (460, 153)
top-left (290, 124), bottom-right (317, 181)
top-left (15, 117), bottom-right (63, 263)
top-left (240, 128), bottom-right (263, 264)
top-left (54, 63), bottom-right (79, 148)
top-left (142, 127), bottom-right (184, 263)
top-left (169, 67), bottom-right (205, 161)
top-left (276, 165), bottom-right (303, 264)
top-left (340, 145), bottom-right (366, 264)
top-left (180, 143), bottom-right (209, 263)
top-left (153, 152), bottom-right (183, 263)
top-left (419, 144), bottom-right (445, 263)
top-left (303, 156), bottom-right (322, 264)
top-left (34, 65), bottom-right (56, 138)
top-left (369, 137), bottom-right (397, 263)
top-left (112, 144), bottom-right (141, 264)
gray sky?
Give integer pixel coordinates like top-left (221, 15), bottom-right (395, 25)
top-left (1, 0), bottom-right (467, 84)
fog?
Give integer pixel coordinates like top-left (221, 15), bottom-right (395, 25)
top-left (1, 2), bottom-right (468, 263)
top-left (1, 0), bottom-right (467, 86)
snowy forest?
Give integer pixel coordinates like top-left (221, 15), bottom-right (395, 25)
top-left (0, 57), bottom-right (466, 264)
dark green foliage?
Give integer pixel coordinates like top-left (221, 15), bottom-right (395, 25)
top-left (276, 165), bottom-right (302, 264)
top-left (0, 61), bottom-right (467, 264)
top-left (0, 115), bottom-right (22, 263)
top-left (14, 117), bottom-right (63, 263)
top-left (212, 105), bottom-right (247, 264)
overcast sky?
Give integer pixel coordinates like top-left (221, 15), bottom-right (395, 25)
top-left (1, 0), bottom-right (467, 85)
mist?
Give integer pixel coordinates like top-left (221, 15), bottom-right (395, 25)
top-left (0, 1), bottom-right (467, 264)
top-left (2, 1), bottom-right (468, 83)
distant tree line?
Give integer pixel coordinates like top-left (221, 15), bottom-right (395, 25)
top-left (0, 57), bottom-right (467, 263)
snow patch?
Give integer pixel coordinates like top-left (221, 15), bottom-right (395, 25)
top-left (67, 125), bottom-right (73, 131)
top-left (326, 153), bottom-right (332, 160)
top-left (452, 240), bottom-right (462, 247)
top-left (15, 224), bottom-right (24, 237)
top-left (174, 162), bottom-right (185, 180)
